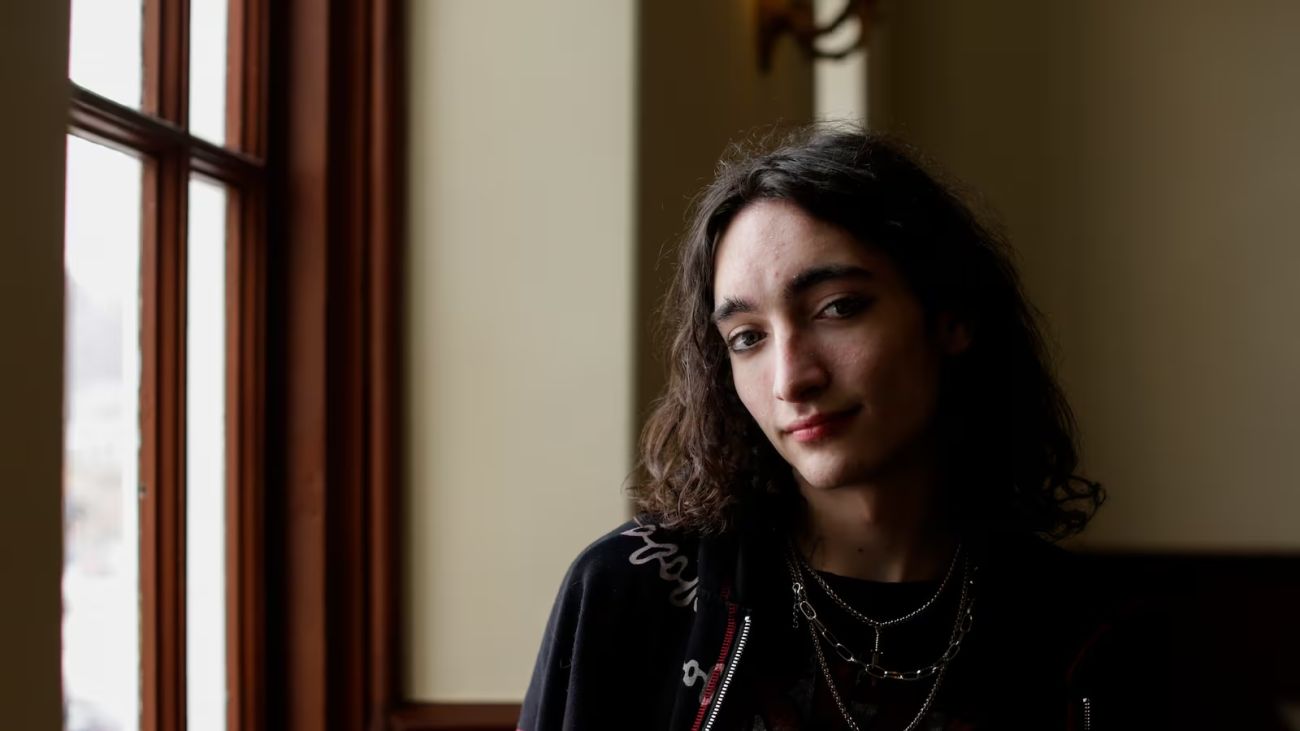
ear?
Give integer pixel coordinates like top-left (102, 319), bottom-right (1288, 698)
top-left (936, 312), bottom-right (973, 356)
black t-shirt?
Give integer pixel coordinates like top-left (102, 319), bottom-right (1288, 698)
top-left (743, 569), bottom-right (978, 731)
top-left (731, 532), bottom-right (1139, 731)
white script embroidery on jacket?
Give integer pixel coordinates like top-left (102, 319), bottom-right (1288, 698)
top-left (681, 659), bottom-right (708, 687)
top-left (622, 522), bottom-right (700, 609)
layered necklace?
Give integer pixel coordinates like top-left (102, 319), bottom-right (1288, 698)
top-left (784, 542), bottom-right (976, 731)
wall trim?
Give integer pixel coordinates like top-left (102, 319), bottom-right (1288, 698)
top-left (389, 703), bottom-right (521, 731)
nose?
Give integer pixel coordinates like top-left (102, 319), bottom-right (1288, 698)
top-left (772, 330), bottom-right (828, 403)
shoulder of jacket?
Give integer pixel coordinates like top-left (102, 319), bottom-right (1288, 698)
top-left (978, 531), bottom-right (1102, 628)
top-left (982, 531), bottom-right (1087, 583)
top-left (559, 518), bottom-right (704, 611)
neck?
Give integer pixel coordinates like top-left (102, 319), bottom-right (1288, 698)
top-left (793, 468), bottom-right (955, 583)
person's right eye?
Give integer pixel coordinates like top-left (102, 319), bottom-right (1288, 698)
top-left (727, 329), bottom-right (765, 353)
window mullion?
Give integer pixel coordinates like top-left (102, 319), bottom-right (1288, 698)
top-left (139, 147), bottom-right (191, 731)
top-left (141, 0), bottom-right (192, 728)
top-left (69, 85), bottom-right (266, 184)
top-left (146, 0), bottom-right (191, 127)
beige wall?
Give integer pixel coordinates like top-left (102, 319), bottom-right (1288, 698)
top-left (405, 1), bottom-right (813, 703)
top-left (869, 0), bottom-right (1300, 550)
top-left (404, 0), bottom-right (635, 702)
top-left (0, 1), bottom-right (69, 729)
top-left (814, 0), bottom-right (867, 122)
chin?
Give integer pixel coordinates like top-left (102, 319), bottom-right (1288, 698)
top-left (791, 456), bottom-right (879, 491)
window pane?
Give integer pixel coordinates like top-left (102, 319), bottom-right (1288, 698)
top-left (189, 0), bottom-right (229, 145)
top-left (186, 176), bottom-right (228, 731)
top-left (63, 136), bottom-right (143, 731)
top-left (68, 0), bottom-right (143, 109)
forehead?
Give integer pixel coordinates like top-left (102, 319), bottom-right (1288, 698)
top-left (713, 199), bottom-right (882, 299)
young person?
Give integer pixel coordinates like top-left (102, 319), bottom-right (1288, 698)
top-left (518, 128), bottom-right (1146, 730)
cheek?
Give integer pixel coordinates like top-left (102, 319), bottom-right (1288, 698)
top-left (844, 330), bottom-right (940, 415)
top-left (836, 336), bottom-right (889, 394)
top-left (730, 362), bottom-right (771, 425)
top-left (876, 343), bottom-right (943, 421)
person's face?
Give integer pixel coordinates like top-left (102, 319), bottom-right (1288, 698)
top-left (711, 199), bottom-right (968, 490)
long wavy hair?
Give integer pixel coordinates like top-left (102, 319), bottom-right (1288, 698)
top-left (631, 126), bottom-right (1103, 540)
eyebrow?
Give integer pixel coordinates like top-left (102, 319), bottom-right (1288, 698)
top-left (711, 264), bottom-right (874, 323)
top-left (785, 264), bottom-right (874, 299)
top-left (711, 296), bottom-right (754, 324)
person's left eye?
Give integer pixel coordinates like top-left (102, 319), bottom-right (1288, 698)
top-left (818, 296), bottom-right (871, 319)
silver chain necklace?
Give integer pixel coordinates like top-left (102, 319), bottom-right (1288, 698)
top-left (793, 542), bottom-right (963, 666)
top-left (795, 542), bottom-right (962, 626)
top-left (785, 549), bottom-right (977, 730)
top-left (806, 615), bottom-right (949, 731)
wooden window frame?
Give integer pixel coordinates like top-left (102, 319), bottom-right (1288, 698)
top-left (66, 0), bottom-right (268, 729)
top-left (264, 1), bottom-right (519, 729)
top-left (263, 0), bottom-right (401, 728)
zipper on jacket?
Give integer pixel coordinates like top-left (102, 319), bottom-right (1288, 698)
top-left (701, 613), bottom-right (753, 731)
top-left (1081, 696), bottom-right (1092, 731)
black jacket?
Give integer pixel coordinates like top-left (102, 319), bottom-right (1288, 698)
top-left (519, 516), bottom-right (1159, 730)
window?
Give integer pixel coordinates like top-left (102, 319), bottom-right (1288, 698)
top-left (63, 0), bottom-right (414, 728)
top-left (62, 1), bottom-right (267, 730)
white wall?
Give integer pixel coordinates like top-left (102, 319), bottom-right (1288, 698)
top-left (0, 1), bottom-right (69, 728)
top-left (404, 0), bottom-right (636, 702)
top-left (869, 0), bottom-right (1300, 550)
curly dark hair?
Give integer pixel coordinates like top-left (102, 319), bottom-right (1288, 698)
top-left (631, 126), bottom-right (1103, 540)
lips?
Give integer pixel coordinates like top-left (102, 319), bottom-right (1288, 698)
top-left (783, 407), bottom-right (859, 443)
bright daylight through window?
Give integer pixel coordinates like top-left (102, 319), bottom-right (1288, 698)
top-left (63, 133), bottom-right (144, 731)
top-left (62, 0), bottom-right (244, 728)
